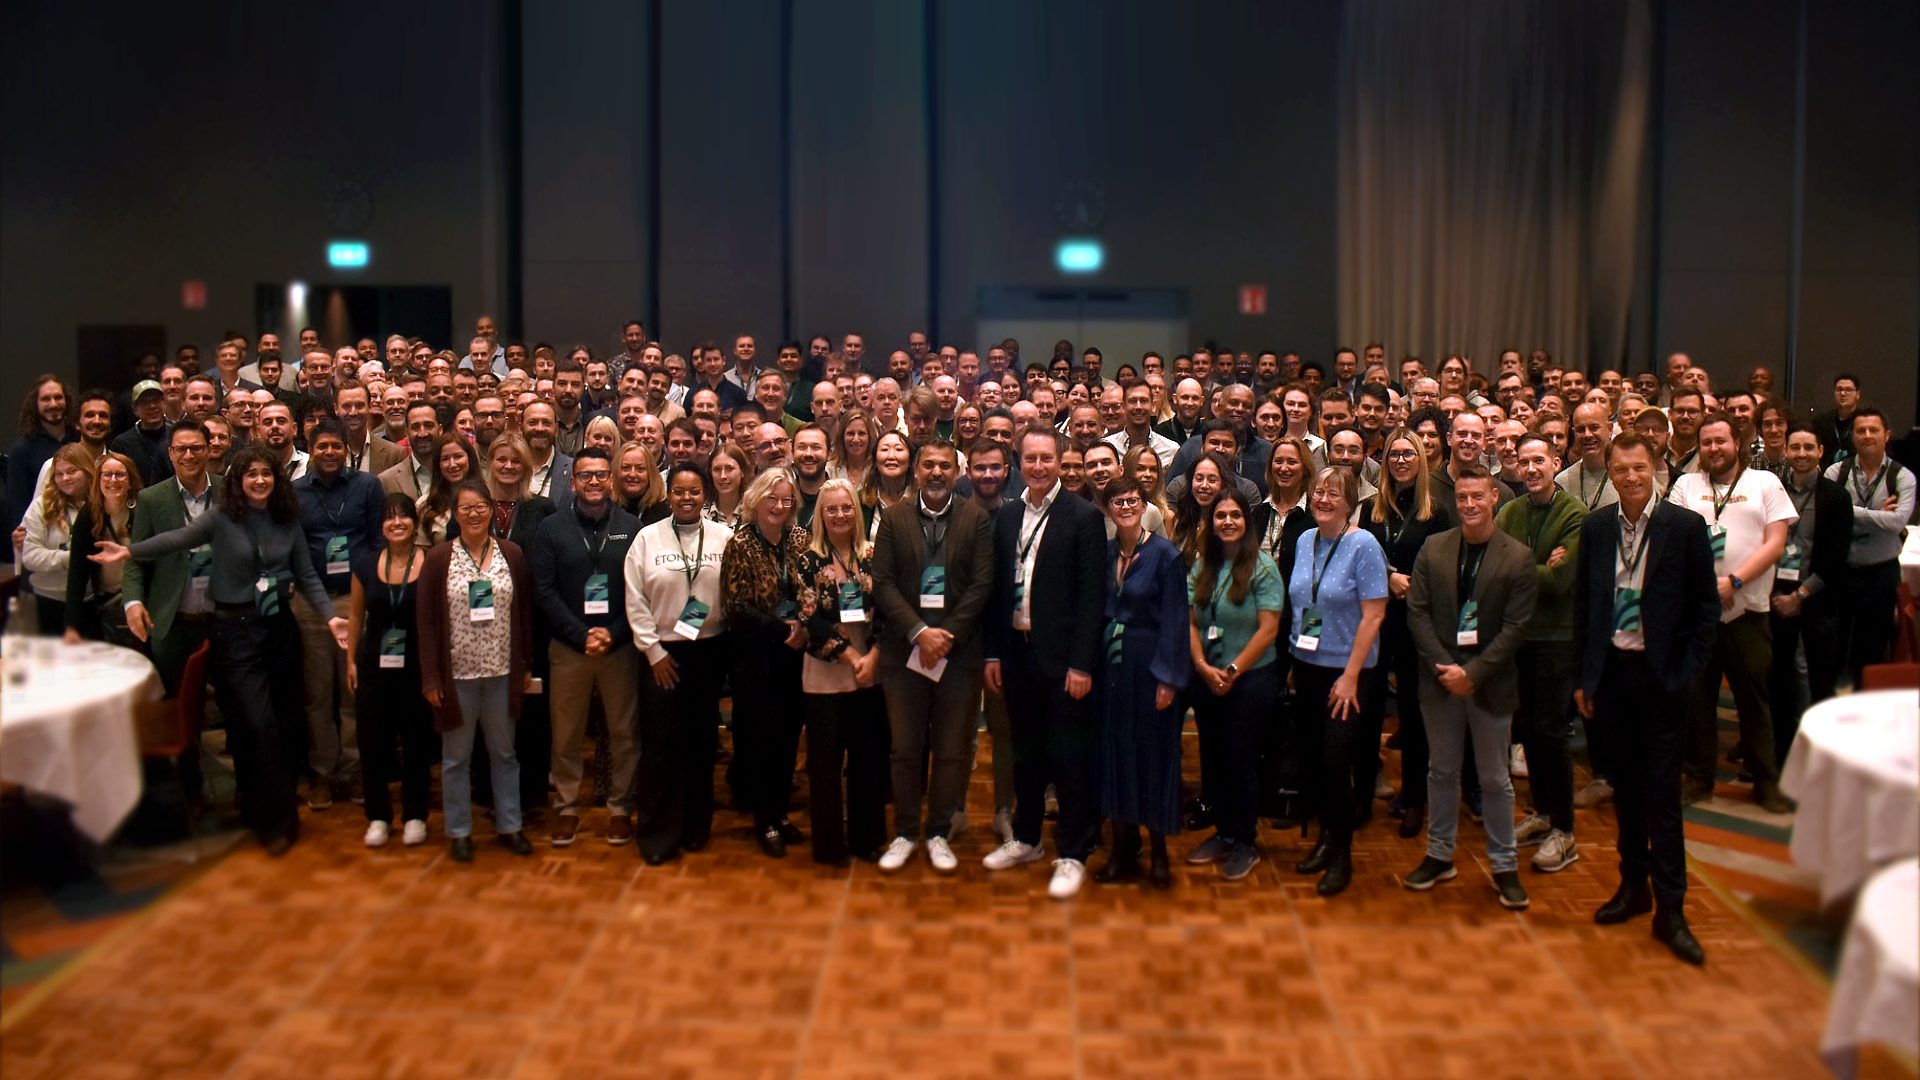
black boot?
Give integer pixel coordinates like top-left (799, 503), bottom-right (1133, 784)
top-left (1316, 844), bottom-right (1353, 896)
top-left (1147, 831), bottom-right (1172, 890)
top-left (1594, 878), bottom-right (1655, 924)
top-left (1094, 825), bottom-right (1143, 884)
top-left (1652, 908), bottom-right (1705, 965)
top-left (1295, 831), bottom-right (1332, 875)
top-left (1397, 803), bottom-right (1423, 840)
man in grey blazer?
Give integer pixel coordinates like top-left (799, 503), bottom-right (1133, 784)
top-left (1403, 462), bottom-right (1539, 909)
top-left (869, 440), bottom-right (994, 874)
top-left (377, 404), bottom-right (442, 502)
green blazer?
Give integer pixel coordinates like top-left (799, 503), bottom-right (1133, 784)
top-left (122, 477), bottom-right (204, 640)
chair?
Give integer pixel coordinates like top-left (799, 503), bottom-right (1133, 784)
top-left (1859, 663), bottom-right (1920, 691)
top-left (133, 641), bottom-right (210, 827)
top-left (1892, 583), bottom-right (1917, 664)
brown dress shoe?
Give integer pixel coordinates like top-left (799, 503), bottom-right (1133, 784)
top-left (606, 814), bottom-right (634, 845)
top-left (551, 815), bottom-right (580, 847)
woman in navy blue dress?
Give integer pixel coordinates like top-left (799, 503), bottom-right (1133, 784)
top-left (1092, 475), bottom-right (1194, 888)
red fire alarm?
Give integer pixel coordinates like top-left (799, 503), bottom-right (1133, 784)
top-left (181, 280), bottom-right (207, 310)
top-left (1238, 284), bottom-right (1266, 316)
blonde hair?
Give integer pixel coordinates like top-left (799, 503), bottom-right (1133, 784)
top-left (1368, 426), bottom-right (1435, 525)
top-left (485, 433), bottom-right (532, 502)
top-left (87, 451), bottom-right (143, 543)
top-left (739, 467), bottom-right (797, 524)
top-left (618, 441), bottom-right (666, 510)
top-left (806, 478), bottom-right (870, 558)
top-left (40, 442), bottom-right (96, 528)
top-left (583, 413), bottom-right (621, 451)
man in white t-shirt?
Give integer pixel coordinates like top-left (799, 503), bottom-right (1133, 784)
top-left (1667, 413), bottom-right (1795, 812)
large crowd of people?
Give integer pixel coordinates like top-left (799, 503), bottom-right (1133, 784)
top-left (6, 325), bottom-right (1915, 966)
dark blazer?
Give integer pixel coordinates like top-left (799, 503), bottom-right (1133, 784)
top-left (1573, 501), bottom-right (1721, 696)
top-left (987, 483), bottom-right (1107, 679)
top-left (1406, 527), bottom-right (1538, 714)
top-left (1791, 475), bottom-right (1853, 614)
top-left (870, 495), bottom-right (995, 670)
top-left (416, 538), bottom-right (534, 733)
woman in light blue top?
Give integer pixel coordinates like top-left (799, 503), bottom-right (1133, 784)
top-left (1287, 466), bottom-right (1389, 897)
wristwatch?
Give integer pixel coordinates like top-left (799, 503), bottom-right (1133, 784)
top-left (1729, 574), bottom-right (1744, 590)
top-left (1224, 662), bottom-right (1239, 678)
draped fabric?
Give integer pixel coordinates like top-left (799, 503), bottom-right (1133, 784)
top-left (1336, 0), bottom-right (1653, 375)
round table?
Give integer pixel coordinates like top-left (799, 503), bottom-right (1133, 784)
top-left (1823, 858), bottom-right (1919, 1077)
top-left (0, 638), bottom-right (157, 841)
top-left (1780, 690), bottom-right (1920, 905)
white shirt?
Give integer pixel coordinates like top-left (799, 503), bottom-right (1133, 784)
top-left (176, 477), bottom-right (216, 615)
top-left (1668, 465), bottom-right (1796, 621)
top-left (1102, 428), bottom-right (1180, 469)
top-left (1011, 480), bottom-right (1061, 631)
top-left (1611, 507), bottom-right (1652, 651)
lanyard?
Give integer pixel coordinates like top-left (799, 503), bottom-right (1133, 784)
top-left (1018, 496), bottom-right (1056, 565)
top-left (1708, 466), bottom-right (1742, 523)
top-left (314, 479), bottom-right (351, 530)
top-left (577, 511), bottom-right (612, 564)
top-left (671, 520), bottom-right (707, 590)
top-left (1309, 530), bottom-right (1346, 604)
top-left (1114, 542), bottom-right (1139, 591)
top-left (755, 527), bottom-right (793, 596)
top-left (379, 547), bottom-right (418, 610)
top-left (459, 536), bottom-right (494, 580)
top-left (1524, 498), bottom-right (1551, 554)
top-left (1789, 478), bottom-right (1815, 518)
top-left (242, 513), bottom-right (269, 574)
top-left (1458, 540), bottom-right (1488, 599)
top-left (178, 482), bottom-right (211, 524)
top-left (919, 502), bottom-right (951, 562)
top-left (1848, 461), bottom-right (1889, 507)
top-left (1579, 464), bottom-right (1607, 510)
top-left (1617, 513), bottom-right (1651, 580)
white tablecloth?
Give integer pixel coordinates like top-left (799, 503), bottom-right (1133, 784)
top-left (0, 638), bottom-right (156, 840)
top-left (1779, 690), bottom-right (1920, 905)
top-left (1823, 858), bottom-right (1920, 1076)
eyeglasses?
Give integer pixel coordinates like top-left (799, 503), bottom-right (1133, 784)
top-left (574, 470), bottom-right (611, 483)
top-left (170, 444), bottom-right (209, 455)
top-left (1107, 496), bottom-right (1142, 509)
top-left (455, 503), bottom-right (493, 516)
top-left (1386, 450), bottom-right (1419, 462)
top-left (765, 497), bottom-right (796, 508)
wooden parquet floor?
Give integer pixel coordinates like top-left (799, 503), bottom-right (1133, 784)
top-left (1, 728), bottom-right (1910, 1079)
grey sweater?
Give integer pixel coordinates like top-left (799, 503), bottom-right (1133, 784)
top-left (128, 505), bottom-right (333, 616)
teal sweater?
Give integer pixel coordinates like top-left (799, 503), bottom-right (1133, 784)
top-left (1495, 490), bottom-right (1585, 642)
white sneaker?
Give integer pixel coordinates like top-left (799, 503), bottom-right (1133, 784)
top-left (1047, 858), bottom-right (1086, 899)
top-left (363, 820), bottom-right (390, 848)
top-left (402, 819), bottom-right (429, 846)
top-left (1374, 773), bottom-right (1395, 799)
top-left (1531, 830), bottom-right (1579, 873)
top-left (926, 836), bottom-right (958, 874)
top-left (992, 808), bottom-right (1015, 844)
top-left (1510, 745), bottom-right (1529, 778)
top-left (982, 839), bottom-right (1045, 871)
top-left (1574, 778), bottom-right (1614, 808)
top-left (1514, 812), bottom-right (1552, 847)
top-left (879, 836), bottom-right (917, 873)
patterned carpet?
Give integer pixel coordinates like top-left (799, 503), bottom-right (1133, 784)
top-left (0, 695), bottom-right (1912, 1078)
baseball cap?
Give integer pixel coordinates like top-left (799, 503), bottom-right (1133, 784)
top-left (132, 380), bottom-right (163, 400)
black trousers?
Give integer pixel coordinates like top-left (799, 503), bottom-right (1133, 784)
top-left (1192, 665), bottom-right (1278, 846)
top-left (1375, 608), bottom-right (1430, 808)
top-left (1514, 640), bottom-right (1577, 832)
top-left (1769, 602), bottom-right (1841, 767)
top-left (209, 608), bottom-right (305, 842)
top-left (1005, 637), bottom-right (1099, 861)
top-left (635, 637), bottom-right (727, 858)
top-left (804, 687), bottom-right (890, 862)
top-left (1292, 658), bottom-right (1379, 848)
top-left (1597, 648), bottom-right (1688, 910)
top-left (730, 643), bottom-right (806, 831)
top-left (1839, 559), bottom-right (1901, 685)
top-left (355, 667), bottom-right (436, 824)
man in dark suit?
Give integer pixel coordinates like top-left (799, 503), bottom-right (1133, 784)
top-left (1402, 464), bottom-right (1539, 909)
top-left (982, 427), bottom-right (1106, 899)
top-left (870, 440), bottom-right (994, 874)
top-left (1769, 422), bottom-right (1853, 763)
top-left (1573, 432), bottom-right (1720, 964)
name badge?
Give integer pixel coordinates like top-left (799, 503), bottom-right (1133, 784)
top-left (1295, 606), bottom-right (1324, 652)
top-left (1105, 621), bottom-right (1125, 665)
top-left (379, 628), bottom-right (407, 669)
top-left (1776, 542), bottom-right (1803, 583)
top-left (774, 599), bottom-right (799, 621)
top-left (1456, 599), bottom-right (1481, 648)
top-left (468, 579), bottom-right (495, 622)
top-left (255, 574), bottom-right (280, 617)
top-left (1612, 587), bottom-right (1643, 634)
top-left (838, 580), bottom-right (868, 623)
top-left (584, 573), bottom-right (610, 615)
top-left (673, 598), bottom-right (710, 640)
top-left (919, 566), bottom-right (947, 609)
top-left (324, 535), bottom-right (351, 577)
top-left (1709, 524), bottom-right (1728, 560)
top-left (187, 548), bottom-right (213, 606)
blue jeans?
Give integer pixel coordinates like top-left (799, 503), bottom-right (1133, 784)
top-left (442, 676), bottom-right (521, 838)
top-left (1424, 694), bottom-right (1517, 872)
